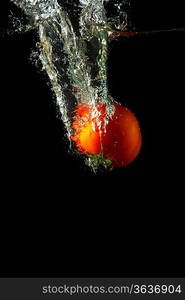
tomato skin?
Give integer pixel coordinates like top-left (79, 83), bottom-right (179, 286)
top-left (102, 104), bottom-right (142, 167)
top-left (71, 103), bottom-right (105, 154)
top-left (71, 102), bottom-right (142, 167)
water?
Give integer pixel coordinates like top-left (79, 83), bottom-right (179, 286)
top-left (10, 0), bottom-right (129, 170)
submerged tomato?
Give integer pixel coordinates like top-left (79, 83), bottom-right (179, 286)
top-left (71, 102), bottom-right (142, 167)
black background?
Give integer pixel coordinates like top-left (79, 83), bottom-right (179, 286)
top-left (0, 1), bottom-right (185, 277)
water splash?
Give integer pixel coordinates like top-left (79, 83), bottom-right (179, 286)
top-left (10, 0), bottom-right (129, 170)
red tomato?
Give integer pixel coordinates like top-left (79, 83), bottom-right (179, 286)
top-left (71, 102), bottom-right (142, 167)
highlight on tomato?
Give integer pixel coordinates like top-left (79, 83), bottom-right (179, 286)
top-left (71, 102), bottom-right (142, 167)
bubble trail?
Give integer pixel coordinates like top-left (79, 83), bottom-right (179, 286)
top-left (11, 1), bottom-right (110, 129)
